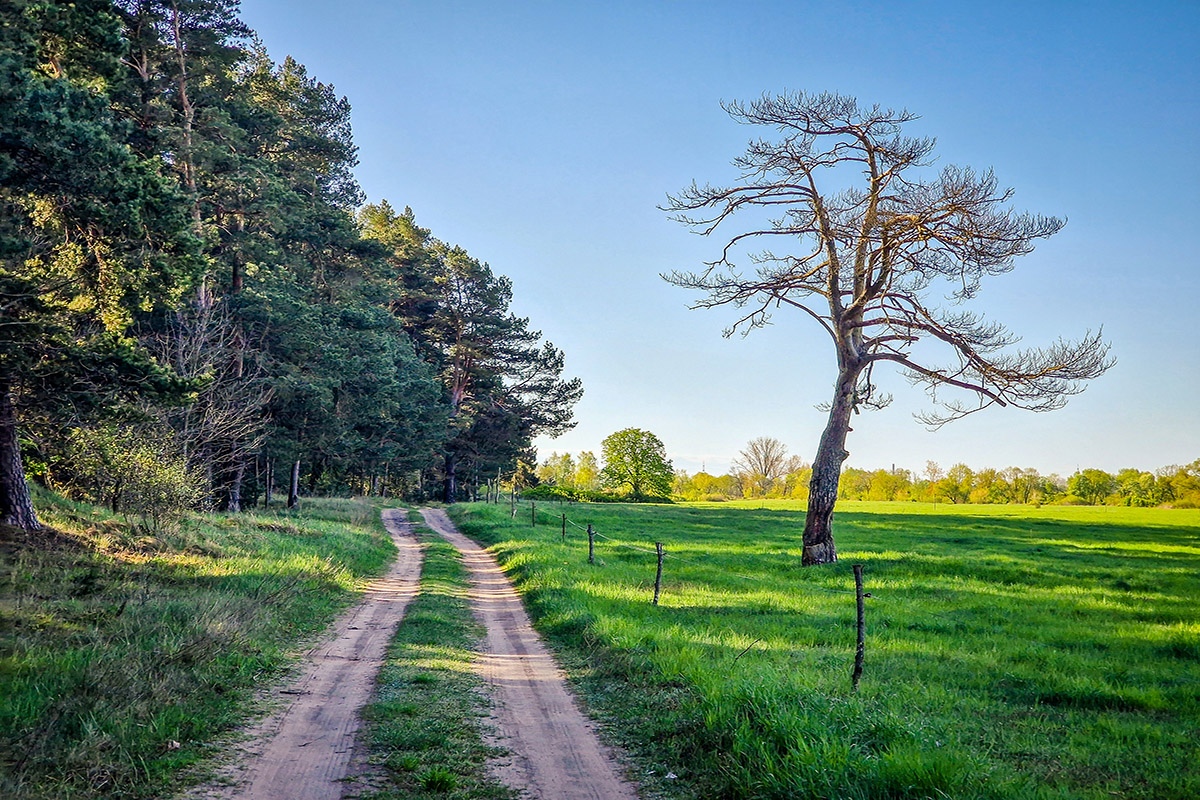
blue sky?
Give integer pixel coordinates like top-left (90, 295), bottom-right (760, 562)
top-left (239, 0), bottom-right (1199, 477)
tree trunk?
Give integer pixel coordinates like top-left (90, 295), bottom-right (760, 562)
top-left (288, 459), bottom-right (300, 509)
top-left (443, 451), bottom-right (458, 503)
top-left (0, 383), bottom-right (40, 530)
top-left (263, 458), bottom-right (273, 508)
top-left (802, 367), bottom-right (860, 565)
top-left (224, 451), bottom-right (245, 513)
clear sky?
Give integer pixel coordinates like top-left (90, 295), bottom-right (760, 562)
top-left (238, 0), bottom-right (1199, 478)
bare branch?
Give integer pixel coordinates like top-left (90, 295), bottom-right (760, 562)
top-left (663, 90), bottom-right (1111, 438)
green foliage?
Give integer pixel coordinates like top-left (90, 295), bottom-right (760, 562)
top-left (0, 492), bottom-right (395, 800)
top-left (1067, 469), bottom-right (1117, 506)
top-left (63, 425), bottom-right (204, 532)
top-left (676, 459), bottom-right (1200, 508)
top-left (519, 485), bottom-right (659, 504)
top-left (360, 202), bottom-right (582, 501)
top-left (4, 0), bottom-right (578, 516)
top-left (536, 451), bottom-right (576, 489)
top-left (600, 428), bottom-right (674, 500)
top-left (450, 500), bottom-right (1200, 800)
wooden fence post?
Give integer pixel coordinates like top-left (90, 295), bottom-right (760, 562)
top-left (653, 542), bottom-right (664, 606)
top-left (587, 524), bottom-right (594, 565)
top-left (852, 564), bottom-right (865, 692)
top-left (561, 513), bottom-right (566, 541)
top-left (531, 501), bottom-right (536, 527)
top-left (510, 487), bottom-right (515, 519)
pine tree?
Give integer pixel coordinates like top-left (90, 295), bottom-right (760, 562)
top-left (1, 0), bottom-right (202, 528)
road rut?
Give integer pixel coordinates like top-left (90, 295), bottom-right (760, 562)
top-left (186, 509), bottom-right (421, 800)
top-left (420, 508), bottom-right (638, 800)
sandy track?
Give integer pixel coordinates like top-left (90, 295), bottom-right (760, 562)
top-left (420, 508), bottom-right (638, 800)
top-left (186, 509), bottom-right (421, 800)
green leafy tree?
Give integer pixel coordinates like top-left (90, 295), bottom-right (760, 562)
top-left (1068, 469), bottom-right (1117, 505)
top-left (664, 92), bottom-right (1111, 564)
top-left (574, 450), bottom-right (600, 491)
top-left (600, 428), bottom-right (673, 500)
top-left (360, 202), bottom-right (582, 501)
top-left (538, 452), bottom-right (576, 488)
top-left (1115, 468), bottom-right (1163, 507)
top-left (64, 424), bottom-right (203, 532)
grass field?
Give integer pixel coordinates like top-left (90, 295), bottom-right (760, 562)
top-left (0, 492), bottom-right (396, 800)
top-left (449, 499), bottom-right (1200, 800)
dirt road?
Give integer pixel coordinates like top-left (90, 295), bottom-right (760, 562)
top-left (186, 509), bottom-right (422, 800)
top-left (420, 508), bottom-right (638, 800)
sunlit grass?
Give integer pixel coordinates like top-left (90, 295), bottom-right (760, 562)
top-left (0, 493), bottom-right (395, 800)
top-left (450, 499), bottom-right (1200, 799)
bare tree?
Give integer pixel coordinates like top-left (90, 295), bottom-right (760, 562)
top-left (732, 436), bottom-right (790, 495)
top-left (664, 92), bottom-right (1112, 565)
top-left (142, 299), bottom-right (270, 510)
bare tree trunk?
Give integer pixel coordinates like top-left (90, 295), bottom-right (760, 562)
top-left (263, 458), bottom-right (272, 508)
top-left (802, 367), bottom-right (860, 565)
top-left (0, 383), bottom-right (39, 530)
top-left (224, 450), bottom-right (245, 512)
top-left (443, 451), bottom-right (457, 503)
top-left (288, 459), bottom-right (300, 509)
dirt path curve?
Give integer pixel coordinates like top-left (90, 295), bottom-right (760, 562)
top-left (420, 508), bottom-right (639, 800)
top-left (187, 509), bottom-right (421, 800)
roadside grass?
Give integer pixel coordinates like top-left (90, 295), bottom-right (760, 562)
top-left (0, 490), bottom-right (395, 800)
top-left (356, 510), bottom-right (515, 800)
top-left (449, 499), bottom-right (1200, 800)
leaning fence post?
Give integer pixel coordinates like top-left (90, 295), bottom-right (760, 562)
top-left (561, 513), bottom-right (566, 541)
top-left (653, 542), bottom-right (664, 606)
top-left (852, 564), bottom-right (866, 692)
top-left (587, 524), bottom-right (595, 565)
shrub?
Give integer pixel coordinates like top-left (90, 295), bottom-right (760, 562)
top-left (62, 425), bottom-right (204, 532)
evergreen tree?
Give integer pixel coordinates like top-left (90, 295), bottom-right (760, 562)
top-left (1, 0), bottom-right (201, 529)
top-left (360, 203), bottom-right (583, 501)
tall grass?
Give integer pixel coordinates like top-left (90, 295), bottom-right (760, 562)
top-left (0, 493), bottom-right (394, 799)
top-left (450, 500), bottom-right (1200, 800)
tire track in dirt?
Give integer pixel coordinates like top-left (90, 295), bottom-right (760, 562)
top-left (420, 508), bottom-right (638, 800)
top-left (185, 509), bottom-right (421, 800)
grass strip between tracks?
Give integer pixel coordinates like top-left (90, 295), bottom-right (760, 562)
top-left (356, 510), bottom-right (516, 800)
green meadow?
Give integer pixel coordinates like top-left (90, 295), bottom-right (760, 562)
top-left (449, 500), bottom-right (1200, 800)
top-left (0, 494), bottom-right (396, 800)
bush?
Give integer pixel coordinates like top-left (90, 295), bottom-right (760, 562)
top-left (62, 425), bottom-right (204, 532)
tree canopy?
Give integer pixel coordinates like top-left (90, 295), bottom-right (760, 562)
top-left (600, 428), bottom-right (673, 500)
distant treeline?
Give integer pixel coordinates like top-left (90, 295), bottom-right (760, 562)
top-left (674, 461), bottom-right (1200, 508)
top-left (535, 452), bottom-right (1200, 508)
top-left (2, 0), bottom-right (579, 529)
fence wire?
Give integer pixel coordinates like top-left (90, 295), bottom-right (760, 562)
top-left (510, 498), bottom-right (1002, 634)
top-left (491, 497), bottom-right (1044, 669)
